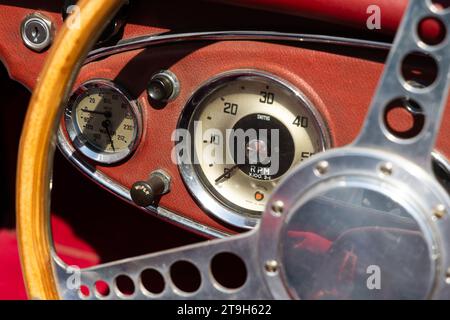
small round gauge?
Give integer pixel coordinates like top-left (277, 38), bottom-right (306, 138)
top-left (177, 70), bottom-right (330, 229)
top-left (65, 79), bottom-right (142, 164)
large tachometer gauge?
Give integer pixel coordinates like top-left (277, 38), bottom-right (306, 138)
top-left (65, 79), bottom-right (142, 164)
top-left (177, 71), bottom-right (330, 229)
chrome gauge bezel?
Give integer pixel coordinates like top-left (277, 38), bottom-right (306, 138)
top-left (177, 70), bottom-right (331, 229)
top-left (64, 79), bottom-right (143, 165)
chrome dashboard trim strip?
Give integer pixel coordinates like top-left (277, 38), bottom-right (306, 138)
top-left (85, 30), bottom-right (391, 64)
top-left (58, 31), bottom-right (393, 239)
top-left (57, 130), bottom-right (231, 239)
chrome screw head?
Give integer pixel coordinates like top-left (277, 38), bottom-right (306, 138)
top-left (314, 161), bottom-right (329, 176)
top-left (271, 201), bottom-right (284, 217)
top-left (380, 162), bottom-right (393, 176)
top-left (265, 260), bottom-right (279, 274)
top-left (433, 204), bottom-right (446, 219)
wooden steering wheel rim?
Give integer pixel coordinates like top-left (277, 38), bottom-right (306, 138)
top-left (16, 0), bottom-right (126, 300)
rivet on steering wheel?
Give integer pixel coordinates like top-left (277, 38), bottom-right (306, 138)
top-left (433, 204), bottom-right (447, 219)
top-left (271, 201), bottom-right (284, 217)
top-left (314, 161), bottom-right (329, 176)
top-left (264, 260), bottom-right (279, 275)
top-left (379, 162), bottom-right (394, 176)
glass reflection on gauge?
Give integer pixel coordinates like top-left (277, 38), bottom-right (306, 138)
top-left (65, 79), bottom-right (142, 165)
top-left (177, 71), bottom-right (330, 228)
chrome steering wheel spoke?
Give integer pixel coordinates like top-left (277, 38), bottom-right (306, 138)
top-left (254, 0), bottom-right (450, 300)
top-left (355, 0), bottom-right (450, 171)
top-left (52, 231), bottom-right (273, 300)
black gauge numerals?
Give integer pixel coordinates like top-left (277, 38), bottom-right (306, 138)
top-left (260, 90), bottom-right (275, 105)
top-left (224, 102), bottom-right (239, 115)
top-left (293, 115), bottom-right (309, 128)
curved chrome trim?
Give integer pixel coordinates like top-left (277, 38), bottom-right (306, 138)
top-left (57, 129), bottom-right (231, 239)
top-left (57, 30), bottom-right (392, 239)
top-left (177, 69), bottom-right (331, 229)
top-left (85, 30), bottom-right (391, 64)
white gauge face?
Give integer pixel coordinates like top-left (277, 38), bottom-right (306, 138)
top-left (74, 91), bottom-right (136, 154)
top-left (178, 71), bottom-right (330, 228)
top-left (65, 80), bottom-right (142, 164)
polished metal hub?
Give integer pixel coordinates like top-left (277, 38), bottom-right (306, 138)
top-left (260, 149), bottom-right (450, 299)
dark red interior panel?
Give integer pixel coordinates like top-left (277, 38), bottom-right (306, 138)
top-left (215, 0), bottom-right (408, 35)
top-left (215, 0), bottom-right (447, 45)
top-left (67, 40), bottom-right (450, 234)
top-left (0, 0), bottom-right (396, 89)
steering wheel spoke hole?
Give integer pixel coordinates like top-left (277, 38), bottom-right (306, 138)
top-left (78, 285), bottom-right (91, 300)
top-left (430, 0), bottom-right (450, 12)
top-left (418, 17), bottom-right (447, 46)
top-left (94, 280), bottom-right (111, 299)
top-left (210, 252), bottom-right (247, 291)
top-left (140, 269), bottom-right (166, 296)
top-left (383, 98), bottom-right (425, 140)
top-left (115, 274), bottom-right (136, 298)
top-left (170, 260), bottom-right (202, 294)
top-left (401, 52), bottom-right (439, 89)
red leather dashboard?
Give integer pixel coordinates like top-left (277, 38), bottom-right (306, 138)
top-left (1, 0), bottom-right (449, 237)
top-left (66, 41), bottom-right (382, 235)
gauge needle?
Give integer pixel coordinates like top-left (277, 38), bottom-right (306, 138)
top-left (215, 164), bottom-right (240, 183)
top-left (102, 120), bottom-right (116, 152)
top-left (82, 108), bottom-right (112, 118)
top-left (215, 140), bottom-right (265, 183)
